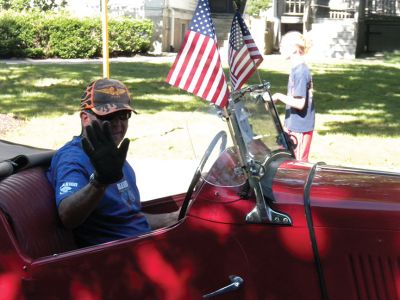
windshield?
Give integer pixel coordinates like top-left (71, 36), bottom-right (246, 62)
top-left (192, 83), bottom-right (293, 188)
top-left (187, 105), bottom-right (246, 187)
top-left (232, 87), bottom-right (292, 164)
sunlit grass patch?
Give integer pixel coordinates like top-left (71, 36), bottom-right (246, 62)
top-left (1, 56), bottom-right (400, 171)
top-left (32, 78), bottom-right (83, 87)
top-left (310, 132), bottom-right (400, 171)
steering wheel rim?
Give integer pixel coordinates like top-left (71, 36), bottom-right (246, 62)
top-left (178, 130), bottom-right (227, 220)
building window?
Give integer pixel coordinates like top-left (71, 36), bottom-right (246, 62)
top-left (367, 0), bottom-right (399, 16)
top-left (285, 0), bottom-right (305, 15)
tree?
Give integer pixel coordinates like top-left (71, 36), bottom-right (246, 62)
top-left (0, 0), bottom-right (67, 11)
top-left (32, 0), bottom-right (68, 11)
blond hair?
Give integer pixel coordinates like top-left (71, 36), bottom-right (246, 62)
top-left (281, 31), bottom-right (312, 55)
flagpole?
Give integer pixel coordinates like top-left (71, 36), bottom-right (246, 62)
top-left (225, 6), bottom-right (244, 167)
top-left (223, 105), bottom-right (245, 167)
top-left (254, 62), bottom-right (263, 84)
top-left (101, 0), bottom-right (110, 78)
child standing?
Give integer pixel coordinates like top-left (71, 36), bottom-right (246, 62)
top-left (267, 31), bottom-right (314, 161)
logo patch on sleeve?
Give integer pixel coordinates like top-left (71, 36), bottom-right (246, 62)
top-left (59, 182), bottom-right (78, 195)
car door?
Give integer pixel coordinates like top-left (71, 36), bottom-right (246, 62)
top-left (24, 192), bottom-right (257, 300)
top-left (309, 166), bottom-right (400, 300)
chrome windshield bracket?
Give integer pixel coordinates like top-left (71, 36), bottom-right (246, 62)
top-left (245, 204), bottom-right (292, 225)
top-left (245, 177), bottom-right (292, 225)
top-left (226, 84), bottom-right (293, 226)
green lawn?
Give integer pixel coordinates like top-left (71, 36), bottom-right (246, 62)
top-left (1, 53), bottom-right (399, 170)
top-left (0, 62), bottom-right (204, 117)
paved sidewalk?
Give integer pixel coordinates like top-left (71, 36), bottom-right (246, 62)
top-left (1, 53), bottom-right (381, 73)
top-left (0, 53), bottom-right (177, 65)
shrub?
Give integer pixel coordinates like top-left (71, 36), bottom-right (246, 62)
top-left (109, 18), bottom-right (153, 56)
top-left (246, 0), bottom-right (271, 17)
top-left (15, 12), bottom-right (47, 58)
top-left (0, 11), bottom-right (44, 58)
top-left (0, 13), bottom-right (21, 57)
top-left (44, 16), bottom-right (101, 58)
top-left (0, 11), bottom-right (154, 59)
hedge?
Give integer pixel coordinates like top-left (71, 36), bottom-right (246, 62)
top-left (0, 11), bottom-right (154, 58)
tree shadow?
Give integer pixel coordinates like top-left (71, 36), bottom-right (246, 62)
top-left (0, 62), bottom-right (202, 117)
top-left (254, 63), bottom-right (400, 137)
top-left (1, 61), bottom-right (399, 137)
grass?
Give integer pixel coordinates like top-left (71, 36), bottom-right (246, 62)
top-left (1, 52), bottom-right (400, 171)
top-left (382, 50), bottom-right (400, 64)
top-left (0, 62), bottom-right (206, 118)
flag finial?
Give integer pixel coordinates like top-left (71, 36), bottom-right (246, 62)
top-left (233, 0), bottom-right (241, 11)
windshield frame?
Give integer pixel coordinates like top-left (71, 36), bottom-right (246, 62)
top-left (229, 82), bottom-right (294, 170)
top-left (225, 82), bottom-right (294, 226)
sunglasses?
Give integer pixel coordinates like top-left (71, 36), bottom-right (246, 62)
top-left (86, 110), bottom-right (132, 121)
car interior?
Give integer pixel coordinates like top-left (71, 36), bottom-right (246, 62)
top-left (0, 139), bottom-right (184, 260)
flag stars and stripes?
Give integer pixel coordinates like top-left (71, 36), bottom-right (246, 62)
top-left (189, 0), bottom-right (214, 39)
top-left (228, 11), bottom-right (263, 91)
top-left (166, 0), bottom-right (229, 108)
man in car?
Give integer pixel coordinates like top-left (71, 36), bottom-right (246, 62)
top-left (47, 78), bottom-right (151, 247)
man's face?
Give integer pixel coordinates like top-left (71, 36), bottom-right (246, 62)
top-left (84, 110), bottom-right (131, 145)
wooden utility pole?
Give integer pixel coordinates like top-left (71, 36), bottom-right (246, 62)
top-left (101, 0), bottom-right (110, 78)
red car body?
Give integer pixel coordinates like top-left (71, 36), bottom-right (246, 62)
top-left (0, 83), bottom-right (398, 300)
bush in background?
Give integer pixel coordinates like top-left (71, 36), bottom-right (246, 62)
top-left (109, 18), bottom-right (153, 56)
top-left (44, 15), bottom-right (102, 59)
top-left (0, 11), bottom-right (45, 58)
top-left (245, 0), bottom-right (271, 17)
top-left (0, 11), bottom-right (154, 59)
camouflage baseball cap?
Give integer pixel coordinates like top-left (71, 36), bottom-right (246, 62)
top-left (80, 78), bottom-right (136, 115)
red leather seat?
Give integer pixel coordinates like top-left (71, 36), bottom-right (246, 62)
top-left (0, 167), bottom-right (77, 259)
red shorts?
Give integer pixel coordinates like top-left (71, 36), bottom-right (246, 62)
top-left (286, 129), bottom-right (313, 162)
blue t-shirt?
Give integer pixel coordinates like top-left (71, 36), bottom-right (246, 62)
top-left (47, 136), bottom-right (151, 247)
top-left (284, 63), bottom-right (315, 133)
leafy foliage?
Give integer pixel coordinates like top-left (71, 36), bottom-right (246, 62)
top-left (0, 0), bottom-right (67, 11)
top-left (0, 11), bottom-right (154, 58)
top-left (109, 18), bottom-right (153, 56)
top-left (246, 0), bottom-right (271, 16)
top-left (0, 11), bottom-right (45, 58)
top-left (44, 16), bottom-right (102, 58)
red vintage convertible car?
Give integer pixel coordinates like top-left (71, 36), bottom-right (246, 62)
top-left (0, 82), bottom-right (399, 300)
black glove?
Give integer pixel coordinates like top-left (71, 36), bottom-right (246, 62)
top-left (81, 121), bottom-right (130, 185)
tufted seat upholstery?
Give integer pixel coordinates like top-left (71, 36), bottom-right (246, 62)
top-left (0, 167), bottom-right (77, 259)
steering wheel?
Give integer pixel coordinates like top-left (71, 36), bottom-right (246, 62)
top-left (178, 130), bottom-right (228, 220)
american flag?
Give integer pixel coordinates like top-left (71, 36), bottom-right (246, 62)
top-left (229, 12), bottom-right (263, 91)
top-left (166, 0), bottom-right (229, 108)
